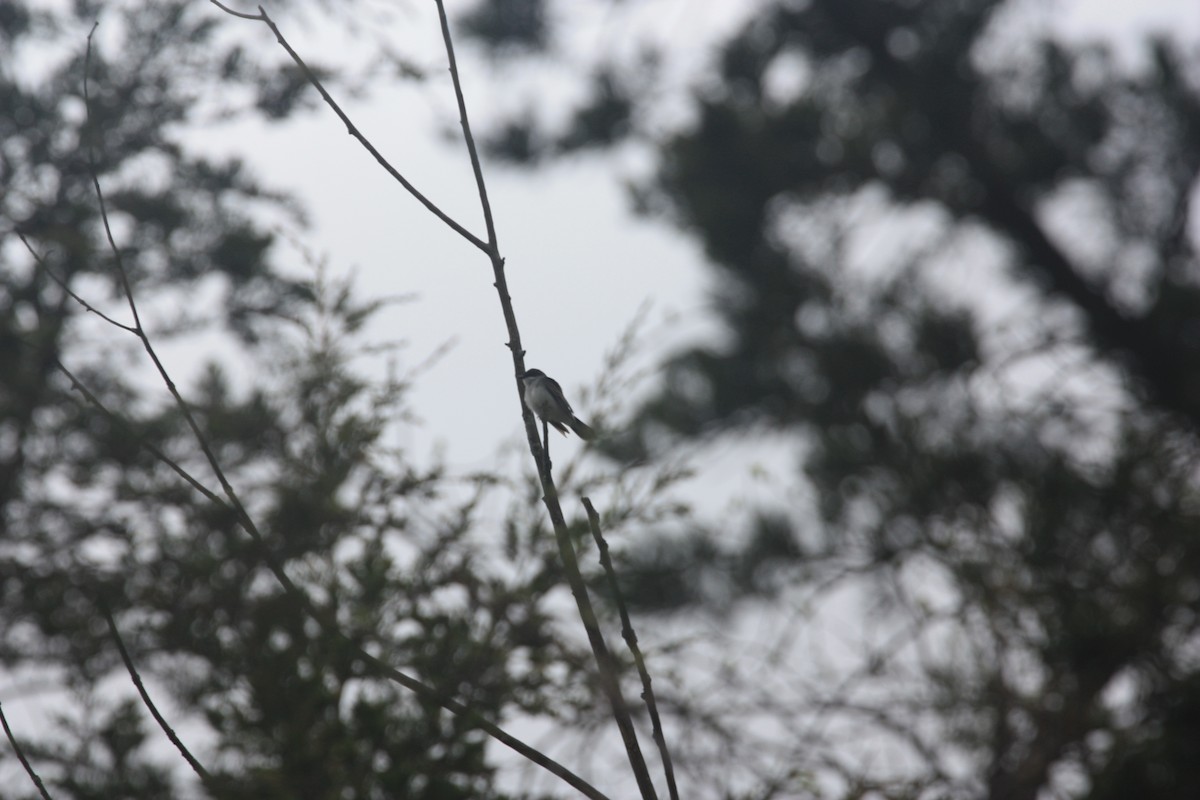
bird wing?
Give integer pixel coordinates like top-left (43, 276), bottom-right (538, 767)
top-left (545, 375), bottom-right (573, 413)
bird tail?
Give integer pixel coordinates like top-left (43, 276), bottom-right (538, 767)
top-left (569, 417), bottom-right (596, 441)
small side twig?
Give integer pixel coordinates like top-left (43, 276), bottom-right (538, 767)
top-left (16, 234), bottom-right (137, 333)
top-left (433, 0), bottom-right (498, 252)
top-left (583, 497), bottom-right (681, 800)
top-left (53, 357), bottom-right (226, 508)
top-left (98, 600), bottom-right (215, 787)
top-left (0, 702), bottom-right (53, 800)
top-left (207, 1), bottom-right (489, 254)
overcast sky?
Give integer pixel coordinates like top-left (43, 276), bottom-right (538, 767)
top-left (6, 0), bottom-right (1198, 793)
top-left (173, 0), bottom-right (1200, 481)
top-left (129, 5), bottom-right (1172, 598)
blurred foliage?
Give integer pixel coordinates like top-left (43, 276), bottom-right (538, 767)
top-left (0, 1), bottom-right (637, 798)
top-left (6, 1), bottom-right (1200, 799)
top-left (465, 0), bottom-right (1200, 798)
top-left (458, 0), bottom-right (548, 55)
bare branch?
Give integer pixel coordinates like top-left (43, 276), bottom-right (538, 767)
top-left (544, 495), bottom-right (658, 799)
top-left (16, 234), bottom-right (137, 334)
top-left (53, 357), bottom-right (227, 508)
top-left (99, 601), bottom-right (215, 787)
top-left (77, 26), bottom-right (611, 800)
top-left (430, 3), bottom-right (660, 796)
top-left (206, 0), bottom-right (259, 21)
top-left (207, 1), bottom-right (490, 254)
top-left (0, 702), bottom-right (53, 800)
top-left (85, 23), bottom-right (144, 334)
top-left (433, 0), bottom-right (498, 251)
top-left (583, 496), bottom-right (681, 800)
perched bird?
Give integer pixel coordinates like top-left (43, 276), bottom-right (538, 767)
top-left (519, 368), bottom-right (596, 440)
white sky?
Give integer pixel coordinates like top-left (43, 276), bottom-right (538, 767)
top-left (177, 0), bottom-right (1200, 476)
top-left (185, 1), bottom-right (729, 474)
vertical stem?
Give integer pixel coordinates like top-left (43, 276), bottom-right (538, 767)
top-left (584, 498), bottom-right (681, 800)
top-left (432, 3), bottom-right (659, 797)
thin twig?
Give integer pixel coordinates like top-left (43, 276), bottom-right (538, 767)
top-left (207, 1), bottom-right (490, 254)
top-left (99, 601), bottom-right (215, 786)
top-left (84, 23), bottom-right (143, 335)
top-left (17, 234), bottom-right (137, 333)
top-left (583, 497), bottom-right (681, 800)
top-left (547, 496), bottom-right (658, 800)
top-left (53, 358), bottom-right (226, 507)
top-left (79, 25), bottom-right (607, 800)
top-left (433, 0), bottom-right (498, 251)
top-left (428, 0), bottom-right (526, 373)
top-left (0, 703), bottom-right (53, 800)
top-left (430, 2), bottom-right (659, 797)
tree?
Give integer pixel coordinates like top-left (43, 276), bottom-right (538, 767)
top-left (460, 0), bottom-right (1200, 797)
top-left (3, 2), bottom-right (655, 798)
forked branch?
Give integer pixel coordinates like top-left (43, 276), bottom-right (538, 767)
top-left (583, 497), bottom-right (680, 800)
top-left (77, 21), bottom-right (609, 800)
top-left (208, 1), bottom-right (490, 255)
top-left (428, 1), bottom-right (662, 797)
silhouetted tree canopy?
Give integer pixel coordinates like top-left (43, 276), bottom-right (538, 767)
top-left (464, 0), bottom-right (1200, 797)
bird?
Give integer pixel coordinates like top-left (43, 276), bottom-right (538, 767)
top-left (519, 368), bottom-right (596, 441)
